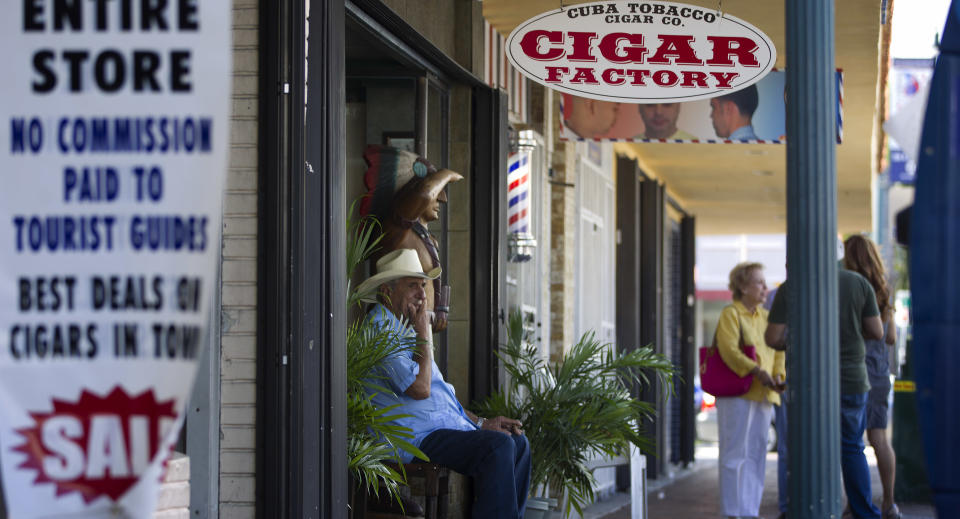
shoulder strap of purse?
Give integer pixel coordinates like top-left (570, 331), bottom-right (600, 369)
top-left (713, 309), bottom-right (748, 354)
top-left (737, 314), bottom-right (747, 352)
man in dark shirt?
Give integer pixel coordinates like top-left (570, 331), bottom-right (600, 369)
top-left (765, 267), bottom-right (884, 519)
top-left (764, 286), bottom-right (789, 519)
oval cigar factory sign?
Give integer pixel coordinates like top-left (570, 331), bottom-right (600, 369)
top-left (506, 1), bottom-right (777, 103)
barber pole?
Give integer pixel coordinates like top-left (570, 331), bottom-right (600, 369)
top-left (507, 151), bottom-right (532, 234)
top-left (507, 151), bottom-right (536, 263)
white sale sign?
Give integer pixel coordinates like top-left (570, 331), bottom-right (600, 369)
top-left (0, 1), bottom-right (229, 516)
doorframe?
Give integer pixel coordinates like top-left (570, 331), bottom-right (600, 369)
top-left (469, 87), bottom-right (508, 404)
top-left (257, 0), bottom-right (347, 517)
top-left (615, 154), bottom-right (642, 363)
top-left (639, 179), bottom-right (665, 479)
top-left (259, 1), bottom-right (505, 516)
top-left (679, 216), bottom-right (697, 465)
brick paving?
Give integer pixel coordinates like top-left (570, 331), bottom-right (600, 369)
top-left (591, 444), bottom-right (936, 519)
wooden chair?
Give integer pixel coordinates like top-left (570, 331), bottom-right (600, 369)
top-left (367, 462), bottom-right (448, 519)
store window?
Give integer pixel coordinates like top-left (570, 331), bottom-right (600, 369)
top-left (344, 20), bottom-right (452, 371)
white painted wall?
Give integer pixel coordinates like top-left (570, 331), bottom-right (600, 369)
top-left (696, 234), bottom-right (787, 291)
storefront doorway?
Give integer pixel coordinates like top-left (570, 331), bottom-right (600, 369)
top-left (257, 3), bottom-right (507, 516)
top-left (344, 17), bottom-right (454, 369)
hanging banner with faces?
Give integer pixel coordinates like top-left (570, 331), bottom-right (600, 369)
top-left (559, 70), bottom-right (845, 143)
top-left (0, 1), bottom-right (230, 516)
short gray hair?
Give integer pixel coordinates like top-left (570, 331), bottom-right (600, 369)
top-left (728, 262), bottom-right (764, 301)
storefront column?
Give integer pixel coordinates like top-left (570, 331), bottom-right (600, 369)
top-left (259, 0), bottom-right (347, 517)
top-left (785, 0), bottom-right (842, 517)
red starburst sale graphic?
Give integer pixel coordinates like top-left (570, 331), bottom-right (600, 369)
top-left (14, 388), bottom-right (177, 504)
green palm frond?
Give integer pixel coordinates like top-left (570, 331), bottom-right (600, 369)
top-left (345, 204), bottom-right (423, 510)
top-left (346, 199), bottom-right (384, 308)
top-left (475, 310), bottom-right (675, 517)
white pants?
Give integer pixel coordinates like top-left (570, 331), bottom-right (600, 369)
top-left (716, 397), bottom-right (773, 518)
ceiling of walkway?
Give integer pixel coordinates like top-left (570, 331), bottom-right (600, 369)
top-left (482, 0), bottom-right (886, 235)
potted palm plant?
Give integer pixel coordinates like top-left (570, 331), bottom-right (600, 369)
top-left (345, 207), bottom-right (428, 515)
top-left (474, 311), bottom-right (674, 518)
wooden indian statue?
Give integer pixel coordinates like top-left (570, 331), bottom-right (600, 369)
top-left (360, 145), bottom-right (463, 332)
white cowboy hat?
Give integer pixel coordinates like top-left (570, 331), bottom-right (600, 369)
top-left (355, 248), bottom-right (441, 295)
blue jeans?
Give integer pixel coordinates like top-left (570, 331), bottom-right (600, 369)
top-left (419, 429), bottom-right (531, 518)
top-left (775, 396), bottom-right (788, 514)
top-left (841, 392), bottom-right (881, 519)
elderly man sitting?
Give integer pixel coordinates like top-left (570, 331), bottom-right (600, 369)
top-left (357, 249), bottom-right (531, 518)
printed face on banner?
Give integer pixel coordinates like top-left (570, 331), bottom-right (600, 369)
top-left (560, 70), bottom-right (845, 143)
top-left (0, 1), bottom-right (230, 517)
top-left (637, 103), bottom-right (682, 138)
top-left (507, 0), bottom-right (777, 103)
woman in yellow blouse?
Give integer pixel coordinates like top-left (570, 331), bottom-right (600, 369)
top-left (715, 262), bottom-right (786, 519)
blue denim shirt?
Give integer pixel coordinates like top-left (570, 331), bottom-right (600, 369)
top-left (728, 124), bottom-right (759, 141)
top-left (367, 304), bottom-right (478, 462)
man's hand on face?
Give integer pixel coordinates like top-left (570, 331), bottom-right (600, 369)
top-left (393, 277), bottom-right (430, 335)
top-left (482, 416), bottom-right (524, 436)
top-left (408, 297), bottom-right (430, 335)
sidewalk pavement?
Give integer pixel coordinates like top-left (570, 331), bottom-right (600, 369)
top-left (581, 443), bottom-right (936, 519)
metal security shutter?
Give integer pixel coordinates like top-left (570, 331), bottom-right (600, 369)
top-left (665, 218), bottom-right (683, 464)
top-left (679, 216), bottom-right (697, 465)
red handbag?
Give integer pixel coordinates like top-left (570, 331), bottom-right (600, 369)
top-left (699, 316), bottom-right (757, 397)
